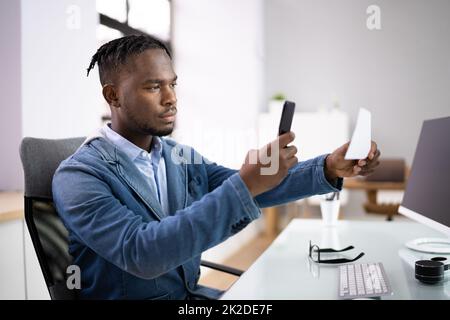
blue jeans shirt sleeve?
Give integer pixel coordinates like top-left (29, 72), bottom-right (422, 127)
top-left (203, 153), bottom-right (342, 209)
top-left (255, 154), bottom-right (343, 208)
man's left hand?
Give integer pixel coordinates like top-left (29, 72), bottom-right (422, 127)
top-left (325, 141), bottom-right (381, 181)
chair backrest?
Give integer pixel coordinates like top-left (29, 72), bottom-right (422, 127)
top-left (19, 137), bottom-right (85, 300)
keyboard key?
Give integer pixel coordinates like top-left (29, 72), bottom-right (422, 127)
top-left (339, 262), bottom-right (392, 299)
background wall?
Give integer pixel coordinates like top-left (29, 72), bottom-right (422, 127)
top-left (0, 0), bottom-right (23, 191)
top-left (172, 0), bottom-right (264, 169)
top-left (265, 0), bottom-right (450, 164)
top-left (21, 0), bottom-right (103, 140)
top-left (0, 0), bottom-right (103, 191)
top-left (171, 0), bottom-right (266, 264)
top-left (265, 0), bottom-right (450, 216)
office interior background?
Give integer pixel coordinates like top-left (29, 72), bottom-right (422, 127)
top-left (1, 0), bottom-right (449, 299)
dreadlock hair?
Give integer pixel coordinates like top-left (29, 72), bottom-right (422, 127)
top-left (86, 34), bottom-right (172, 85)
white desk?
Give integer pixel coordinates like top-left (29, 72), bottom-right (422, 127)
top-left (221, 218), bottom-right (450, 300)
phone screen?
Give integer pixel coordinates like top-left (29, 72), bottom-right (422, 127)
top-left (278, 101), bottom-right (296, 136)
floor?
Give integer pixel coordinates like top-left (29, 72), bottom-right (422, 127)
top-left (198, 232), bottom-right (277, 291)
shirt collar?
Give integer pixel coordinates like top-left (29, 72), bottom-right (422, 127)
top-left (102, 123), bottom-right (163, 162)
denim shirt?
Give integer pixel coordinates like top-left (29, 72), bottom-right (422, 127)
top-left (52, 134), bottom-right (342, 300)
top-left (102, 123), bottom-right (169, 215)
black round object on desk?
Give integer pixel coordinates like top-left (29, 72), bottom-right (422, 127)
top-left (431, 257), bottom-right (447, 262)
top-left (415, 260), bottom-right (445, 284)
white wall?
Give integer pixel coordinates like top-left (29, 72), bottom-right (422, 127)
top-left (171, 0), bottom-right (266, 263)
top-left (0, 0), bottom-right (23, 191)
top-left (21, 0), bottom-right (104, 139)
top-left (265, 0), bottom-right (450, 164)
top-left (1, 0), bottom-right (103, 191)
top-left (172, 0), bottom-right (265, 169)
top-left (265, 0), bottom-right (450, 216)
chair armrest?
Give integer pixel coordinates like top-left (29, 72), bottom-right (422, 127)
top-left (200, 260), bottom-right (243, 277)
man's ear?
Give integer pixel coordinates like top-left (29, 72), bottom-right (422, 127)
top-left (102, 84), bottom-right (120, 108)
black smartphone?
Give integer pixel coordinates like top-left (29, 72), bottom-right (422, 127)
top-left (278, 100), bottom-right (296, 136)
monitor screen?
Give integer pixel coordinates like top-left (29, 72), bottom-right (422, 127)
top-left (399, 116), bottom-right (450, 237)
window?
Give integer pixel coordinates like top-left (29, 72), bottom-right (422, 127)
top-left (96, 0), bottom-right (171, 45)
top-left (96, 24), bottom-right (123, 46)
top-left (95, 0), bottom-right (172, 122)
top-left (128, 0), bottom-right (171, 42)
top-left (96, 0), bottom-right (127, 23)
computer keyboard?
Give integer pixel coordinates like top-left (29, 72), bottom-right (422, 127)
top-left (339, 262), bottom-right (393, 299)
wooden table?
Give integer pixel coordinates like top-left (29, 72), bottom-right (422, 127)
top-left (344, 178), bottom-right (406, 220)
top-left (0, 192), bottom-right (24, 223)
top-left (263, 206), bottom-right (280, 238)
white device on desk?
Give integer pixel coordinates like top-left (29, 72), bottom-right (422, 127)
top-left (398, 116), bottom-right (450, 254)
top-left (339, 262), bottom-right (393, 299)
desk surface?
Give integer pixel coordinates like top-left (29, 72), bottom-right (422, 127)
top-left (221, 218), bottom-right (450, 300)
top-left (0, 192), bottom-right (24, 223)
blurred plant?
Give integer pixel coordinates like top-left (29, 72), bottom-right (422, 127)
top-left (271, 92), bottom-right (286, 101)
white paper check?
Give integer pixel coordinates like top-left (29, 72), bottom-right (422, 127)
top-left (345, 108), bottom-right (372, 160)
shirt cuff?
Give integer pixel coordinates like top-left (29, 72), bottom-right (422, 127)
top-left (228, 173), bottom-right (262, 221)
top-left (317, 154), bottom-right (343, 192)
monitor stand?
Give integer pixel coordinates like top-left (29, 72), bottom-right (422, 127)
top-left (405, 238), bottom-right (450, 254)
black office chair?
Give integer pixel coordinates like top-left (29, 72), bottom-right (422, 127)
top-left (19, 137), bottom-right (242, 300)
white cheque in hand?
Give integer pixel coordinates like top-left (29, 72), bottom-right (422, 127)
top-left (345, 108), bottom-right (372, 160)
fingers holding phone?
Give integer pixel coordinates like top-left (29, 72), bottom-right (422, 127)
top-left (277, 132), bottom-right (298, 172)
top-left (239, 137), bottom-right (298, 197)
top-left (239, 101), bottom-right (298, 197)
top-left (273, 132), bottom-right (298, 170)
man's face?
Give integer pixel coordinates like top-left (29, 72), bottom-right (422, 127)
top-left (113, 48), bottom-right (177, 137)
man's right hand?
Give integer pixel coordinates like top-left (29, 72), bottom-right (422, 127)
top-left (239, 132), bottom-right (298, 197)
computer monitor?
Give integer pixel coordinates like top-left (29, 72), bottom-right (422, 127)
top-left (398, 116), bottom-right (450, 253)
